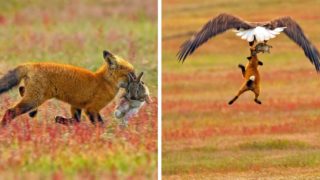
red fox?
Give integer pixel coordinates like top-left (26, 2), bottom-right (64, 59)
top-left (0, 50), bottom-right (134, 127)
top-left (228, 46), bottom-right (264, 105)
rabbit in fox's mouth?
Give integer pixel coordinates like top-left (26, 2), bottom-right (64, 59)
top-left (115, 71), bottom-right (152, 122)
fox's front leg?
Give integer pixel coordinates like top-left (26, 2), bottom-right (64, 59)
top-left (19, 86), bottom-right (38, 118)
top-left (228, 85), bottom-right (249, 105)
top-left (253, 87), bottom-right (262, 104)
top-left (85, 111), bottom-right (104, 124)
top-left (55, 106), bottom-right (82, 125)
top-left (71, 107), bottom-right (82, 122)
top-left (238, 64), bottom-right (246, 77)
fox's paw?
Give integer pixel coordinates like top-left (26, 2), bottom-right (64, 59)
top-left (55, 116), bottom-right (78, 125)
top-left (228, 99), bottom-right (236, 105)
top-left (254, 99), bottom-right (262, 105)
top-left (228, 96), bottom-right (239, 105)
top-left (1, 110), bottom-right (15, 127)
top-left (238, 64), bottom-right (245, 69)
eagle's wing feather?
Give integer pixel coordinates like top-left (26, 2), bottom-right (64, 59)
top-left (270, 17), bottom-right (320, 72)
top-left (177, 13), bottom-right (253, 62)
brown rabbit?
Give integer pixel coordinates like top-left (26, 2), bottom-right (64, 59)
top-left (115, 72), bottom-right (152, 122)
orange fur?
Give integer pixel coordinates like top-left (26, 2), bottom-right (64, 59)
top-left (0, 50), bottom-right (134, 126)
top-left (228, 47), bottom-right (262, 105)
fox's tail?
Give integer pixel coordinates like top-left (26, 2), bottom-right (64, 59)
top-left (0, 66), bottom-right (27, 94)
top-left (246, 75), bottom-right (255, 87)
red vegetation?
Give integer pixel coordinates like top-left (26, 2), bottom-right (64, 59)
top-left (0, 94), bottom-right (157, 177)
top-left (0, 14), bottom-right (6, 25)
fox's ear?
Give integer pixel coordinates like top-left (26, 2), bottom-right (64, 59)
top-left (103, 50), bottom-right (117, 69)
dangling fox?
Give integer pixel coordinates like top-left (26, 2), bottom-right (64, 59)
top-left (228, 44), bottom-right (267, 105)
top-left (0, 50), bottom-right (134, 127)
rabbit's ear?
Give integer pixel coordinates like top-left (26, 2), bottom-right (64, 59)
top-left (137, 72), bottom-right (144, 82)
top-left (131, 72), bottom-right (137, 79)
top-left (128, 73), bottom-right (134, 82)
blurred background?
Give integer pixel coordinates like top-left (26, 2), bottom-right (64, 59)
top-left (0, 0), bottom-right (157, 89)
top-left (0, 0), bottom-right (157, 179)
top-left (162, 0), bottom-right (320, 179)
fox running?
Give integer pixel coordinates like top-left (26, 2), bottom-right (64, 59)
top-left (228, 45), bottom-right (266, 105)
top-left (0, 50), bottom-right (134, 127)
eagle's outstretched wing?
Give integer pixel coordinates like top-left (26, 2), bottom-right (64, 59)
top-left (177, 13), bottom-right (253, 62)
top-left (270, 17), bottom-right (320, 72)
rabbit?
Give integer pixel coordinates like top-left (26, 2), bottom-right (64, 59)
top-left (115, 72), bottom-right (152, 123)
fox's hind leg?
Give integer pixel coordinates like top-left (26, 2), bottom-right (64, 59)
top-left (252, 86), bottom-right (261, 104)
top-left (228, 85), bottom-right (249, 105)
top-left (1, 96), bottom-right (44, 127)
top-left (55, 107), bottom-right (82, 125)
top-left (85, 111), bottom-right (104, 125)
top-left (71, 106), bottom-right (81, 122)
top-left (19, 86), bottom-right (38, 118)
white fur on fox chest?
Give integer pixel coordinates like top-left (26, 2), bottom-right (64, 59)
top-left (234, 26), bottom-right (286, 42)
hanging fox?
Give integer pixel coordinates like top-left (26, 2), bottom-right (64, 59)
top-left (228, 43), bottom-right (268, 105)
top-left (0, 50), bottom-right (134, 127)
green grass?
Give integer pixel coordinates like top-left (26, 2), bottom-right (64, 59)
top-left (0, 1), bottom-right (157, 92)
top-left (163, 148), bottom-right (320, 175)
top-left (238, 139), bottom-right (311, 150)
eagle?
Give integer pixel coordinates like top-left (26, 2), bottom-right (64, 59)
top-left (177, 13), bottom-right (320, 72)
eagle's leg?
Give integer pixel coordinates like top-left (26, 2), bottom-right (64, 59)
top-left (238, 64), bottom-right (246, 77)
top-left (247, 41), bottom-right (255, 59)
top-left (263, 40), bottom-right (268, 50)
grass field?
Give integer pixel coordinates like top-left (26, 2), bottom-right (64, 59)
top-left (0, 0), bottom-right (157, 179)
top-left (162, 0), bottom-right (320, 179)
